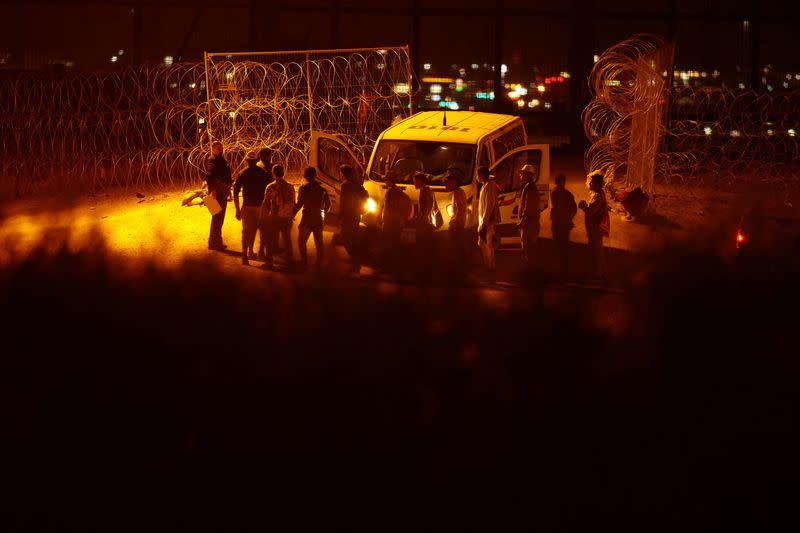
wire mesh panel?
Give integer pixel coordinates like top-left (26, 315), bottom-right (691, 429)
top-left (204, 46), bottom-right (413, 178)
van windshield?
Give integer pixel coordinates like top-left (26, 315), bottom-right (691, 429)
top-left (369, 140), bottom-right (475, 186)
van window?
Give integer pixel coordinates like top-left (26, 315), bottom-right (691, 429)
top-left (369, 140), bottom-right (475, 186)
top-left (479, 144), bottom-right (489, 170)
top-left (493, 149), bottom-right (543, 193)
top-left (492, 123), bottom-right (525, 161)
top-left (318, 137), bottom-right (362, 183)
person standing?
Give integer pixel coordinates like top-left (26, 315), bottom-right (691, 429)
top-left (255, 147), bottom-right (274, 259)
top-left (413, 171), bottom-right (438, 258)
top-left (517, 164), bottom-right (541, 271)
top-left (262, 163), bottom-right (296, 269)
top-left (379, 171), bottom-right (412, 270)
top-left (477, 165), bottom-right (501, 276)
top-left (293, 167), bottom-right (331, 271)
top-left (339, 164), bottom-right (368, 274)
top-left (446, 173), bottom-right (467, 261)
top-left (550, 173), bottom-right (577, 279)
top-left (233, 150), bottom-right (270, 265)
top-left (578, 170), bottom-right (609, 281)
top-left (204, 141), bottom-right (232, 251)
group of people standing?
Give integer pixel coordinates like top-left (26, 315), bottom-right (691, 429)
top-left (473, 164), bottom-right (608, 281)
top-left (204, 141), bottom-right (610, 281)
top-left (204, 142), bottom-right (340, 271)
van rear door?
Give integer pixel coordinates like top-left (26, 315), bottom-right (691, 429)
top-left (489, 144), bottom-right (550, 239)
top-left (309, 131), bottom-right (365, 215)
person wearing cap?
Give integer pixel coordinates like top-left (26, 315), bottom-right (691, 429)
top-left (517, 163), bottom-right (542, 271)
top-left (477, 165), bottom-right (501, 276)
top-left (204, 141), bottom-right (232, 251)
top-left (261, 163), bottom-right (296, 269)
top-left (550, 173), bottom-right (577, 279)
top-left (293, 166), bottom-right (331, 271)
top-left (233, 150), bottom-right (270, 265)
top-left (255, 147), bottom-right (275, 258)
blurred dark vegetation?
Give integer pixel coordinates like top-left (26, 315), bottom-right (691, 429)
top-left (2, 232), bottom-right (800, 530)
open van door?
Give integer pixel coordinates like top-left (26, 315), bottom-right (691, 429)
top-left (489, 144), bottom-right (550, 240)
top-left (309, 131), bottom-right (365, 215)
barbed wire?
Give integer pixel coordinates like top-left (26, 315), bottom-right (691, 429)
top-left (584, 33), bottom-right (800, 194)
top-left (1, 47), bottom-right (412, 196)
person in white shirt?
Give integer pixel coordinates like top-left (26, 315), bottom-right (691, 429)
top-left (476, 165), bottom-right (501, 275)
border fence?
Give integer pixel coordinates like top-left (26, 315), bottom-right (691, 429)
top-left (0, 46), bottom-right (412, 197)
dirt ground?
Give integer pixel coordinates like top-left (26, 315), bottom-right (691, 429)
top-left (0, 151), bottom-right (756, 281)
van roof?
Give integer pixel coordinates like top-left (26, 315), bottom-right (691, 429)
top-left (381, 111), bottom-right (520, 144)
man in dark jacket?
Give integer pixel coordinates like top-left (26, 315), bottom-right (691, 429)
top-left (293, 167), bottom-right (331, 271)
top-left (549, 173), bottom-right (577, 278)
top-left (339, 164), bottom-right (368, 273)
top-left (204, 141), bottom-right (232, 250)
top-left (379, 171), bottom-right (412, 270)
top-left (233, 150), bottom-right (270, 265)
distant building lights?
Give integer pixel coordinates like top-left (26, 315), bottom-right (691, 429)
top-left (198, 117), bottom-right (205, 125)
top-left (189, 82), bottom-right (196, 89)
top-left (738, 83), bottom-right (746, 89)
top-left (226, 72), bottom-right (234, 80)
top-left (110, 56), bottom-right (118, 63)
top-left (164, 55), bottom-right (174, 67)
top-left (517, 99), bottom-right (525, 108)
top-left (730, 130), bottom-right (741, 138)
top-left (789, 129), bottom-right (797, 137)
top-left (118, 49), bottom-right (124, 56)
top-left (544, 102), bottom-right (552, 109)
top-left (593, 54), bottom-right (599, 63)
top-left (229, 111), bottom-right (236, 118)
top-left (471, 63), bottom-right (479, 69)
top-left (430, 84), bottom-right (442, 94)
top-left (767, 129), bottom-right (774, 136)
top-left (431, 94), bottom-right (441, 102)
top-left (537, 84), bottom-right (546, 92)
top-left (704, 126), bottom-right (713, 136)
top-left (560, 71), bottom-right (571, 79)
top-left (394, 82), bottom-right (410, 94)
top-left (501, 64), bottom-right (508, 76)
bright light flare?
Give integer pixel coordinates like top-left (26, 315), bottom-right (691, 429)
top-left (365, 197), bottom-right (377, 213)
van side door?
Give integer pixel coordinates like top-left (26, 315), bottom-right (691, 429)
top-left (309, 131), bottom-right (366, 216)
top-left (489, 144), bottom-right (551, 239)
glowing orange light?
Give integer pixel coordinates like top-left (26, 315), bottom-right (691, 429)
top-left (736, 231), bottom-right (746, 245)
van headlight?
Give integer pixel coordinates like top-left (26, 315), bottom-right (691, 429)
top-left (365, 197), bottom-right (378, 213)
top-left (446, 204), bottom-right (453, 217)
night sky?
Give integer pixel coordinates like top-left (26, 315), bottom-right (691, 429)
top-left (1, 0), bottom-right (799, 75)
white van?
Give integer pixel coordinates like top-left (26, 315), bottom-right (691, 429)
top-left (310, 110), bottom-right (550, 243)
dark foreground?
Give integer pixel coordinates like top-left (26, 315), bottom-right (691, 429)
top-left (3, 232), bottom-right (800, 531)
